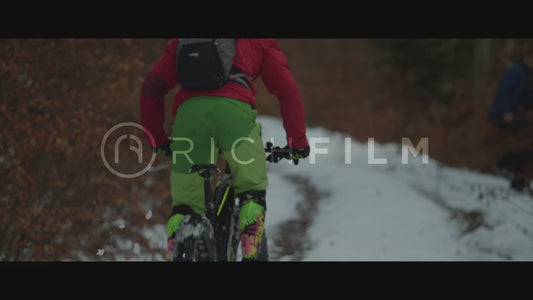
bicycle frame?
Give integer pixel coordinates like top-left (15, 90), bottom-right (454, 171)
top-left (212, 162), bottom-right (240, 261)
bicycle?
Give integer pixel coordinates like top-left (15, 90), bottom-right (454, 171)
top-left (171, 141), bottom-right (292, 262)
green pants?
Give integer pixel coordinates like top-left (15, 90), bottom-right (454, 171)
top-left (170, 96), bottom-right (268, 214)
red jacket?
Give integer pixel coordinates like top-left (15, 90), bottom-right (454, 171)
top-left (140, 39), bottom-right (308, 149)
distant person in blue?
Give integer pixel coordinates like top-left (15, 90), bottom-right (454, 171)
top-left (489, 47), bottom-right (533, 129)
top-left (489, 46), bottom-right (533, 191)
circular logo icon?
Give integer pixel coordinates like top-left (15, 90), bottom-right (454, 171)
top-left (100, 122), bottom-right (157, 178)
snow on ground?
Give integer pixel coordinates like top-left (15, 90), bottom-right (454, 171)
top-left (260, 116), bottom-right (533, 261)
top-left (92, 115), bottom-right (533, 261)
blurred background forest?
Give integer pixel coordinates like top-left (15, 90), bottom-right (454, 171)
top-left (1, 38), bottom-right (533, 260)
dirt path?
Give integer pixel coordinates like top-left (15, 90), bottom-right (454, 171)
top-left (269, 174), bottom-right (330, 261)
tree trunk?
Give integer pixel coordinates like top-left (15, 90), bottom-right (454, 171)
top-left (504, 39), bottom-right (515, 66)
top-left (471, 39), bottom-right (493, 101)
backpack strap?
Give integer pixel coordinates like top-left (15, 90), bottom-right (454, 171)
top-left (229, 65), bottom-right (254, 90)
top-left (228, 38), bottom-right (254, 91)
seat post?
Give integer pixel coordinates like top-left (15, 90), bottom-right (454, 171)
top-left (189, 164), bottom-right (220, 221)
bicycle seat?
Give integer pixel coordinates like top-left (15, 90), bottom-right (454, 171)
top-left (189, 164), bottom-right (221, 178)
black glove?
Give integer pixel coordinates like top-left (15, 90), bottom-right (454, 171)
top-left (266, 144), bottom-right (310, 165)
top-left (154, 139), bottom-right (172, 157)
top-left (290, 146), bottom-right (310, 165)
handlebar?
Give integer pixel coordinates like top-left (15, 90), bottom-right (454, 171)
top-left (189, 142), bottom-right (290, 177)
top-left (264, 142), bottom-right (292, 163)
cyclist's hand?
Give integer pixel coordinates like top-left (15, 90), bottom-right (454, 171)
top-left (502, 113), bottom-right (515, 123)
top-left (154, 139), bottom-right (172, 157)
top-left (266, 145), bottom-right (310, 165)
top-left (290, 145), bottom-right (310, 165)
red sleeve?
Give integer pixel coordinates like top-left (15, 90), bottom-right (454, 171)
top-left (259, 39), bottom-right (308, 149)
top-left (140, 39), bottom-right (179, 146)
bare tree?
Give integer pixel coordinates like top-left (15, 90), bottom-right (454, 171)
top-left (471, 39), bottom-right (494, 101)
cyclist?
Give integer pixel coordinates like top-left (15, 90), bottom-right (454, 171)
top-left (488, 46), bottom-right (533, 130)
top-left (488, 46), bottom-right (533, 190)
top-left (140, 39), bottom-right (310, 261)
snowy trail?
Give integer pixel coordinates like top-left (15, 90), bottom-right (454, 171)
top-left (89, 116), bottom-right (533, 261)
top-left (260, 116), bottom-right (533, 261)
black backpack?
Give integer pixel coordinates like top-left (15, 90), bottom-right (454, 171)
top-left (176, 39), bottom-right (252, 91)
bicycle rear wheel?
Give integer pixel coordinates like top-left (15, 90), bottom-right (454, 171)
top-left (172, 214), bottom-right (217, 262)
top-left (213, 177), bottom-right (237, 261)
top-left (256, 229), bottom-right (268, 261)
